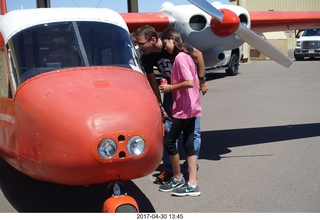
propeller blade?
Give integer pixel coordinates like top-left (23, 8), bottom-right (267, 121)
top-left (235, 24), bottom-right (293, 68)
top-left (188, 0), bottom-right (224, 22)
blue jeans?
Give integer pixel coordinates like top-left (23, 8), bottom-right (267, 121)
top-left (162, 92), bottom-right (201, 173)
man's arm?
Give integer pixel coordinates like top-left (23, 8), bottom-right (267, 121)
top-left (190, 48), bottom-right (208, 95)
top-left (146, 73), bottom-right (171, 121)
top-left (146, 73), bottom-right (162, 104)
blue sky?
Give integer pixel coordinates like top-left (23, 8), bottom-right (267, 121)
top-left (6, 0), bottom-right (230, 12)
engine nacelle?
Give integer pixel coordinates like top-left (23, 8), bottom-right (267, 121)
top-left (202, 47), bottom-right (225, 67)
top-left (160, 2), bottom-right (250, 67)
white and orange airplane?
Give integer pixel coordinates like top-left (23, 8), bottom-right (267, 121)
top-left (0, 0), bottom-right (320, 213)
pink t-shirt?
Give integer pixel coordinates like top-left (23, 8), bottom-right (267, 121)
top-left (171, 52), bottom-right (202, 119)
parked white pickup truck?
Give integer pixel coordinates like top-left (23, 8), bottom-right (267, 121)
top-left (294, 28), bottom-right (320, 61)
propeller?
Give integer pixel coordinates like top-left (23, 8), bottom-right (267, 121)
top-left (188, 0), bottom-right (293, 68)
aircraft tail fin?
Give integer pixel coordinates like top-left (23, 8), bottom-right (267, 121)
top-left (0, 0), bottom-right (7, 15)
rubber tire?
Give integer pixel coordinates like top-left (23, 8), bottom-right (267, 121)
top-left (115, 204), bottom-right (138, 213)
top-left (225, 53), bottom-right (239, 76)
top-left (294, 53), bottom-right (304, 61)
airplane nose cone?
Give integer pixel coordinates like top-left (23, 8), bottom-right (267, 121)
top-left (210, 9), bottom-right (240, 37)
top-left (15, 67), bottom-right (163, 184)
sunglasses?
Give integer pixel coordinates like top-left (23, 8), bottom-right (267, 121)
top-left (136, 38), bottom-right (151, 47)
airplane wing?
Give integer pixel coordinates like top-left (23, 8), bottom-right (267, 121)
top-left (121, 6), bottom-right (320, 34)
top-left (0, 0), bottom-right (6, 15)
top-left (120, 12), bottom-right (172, 33)
top-left (250, 11), bottom-right (320, 33)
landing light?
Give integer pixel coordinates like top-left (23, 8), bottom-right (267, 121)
top-left (127, 136), bottom-right (145, 156)
top-left (98, 139), bottom-right (117, 158)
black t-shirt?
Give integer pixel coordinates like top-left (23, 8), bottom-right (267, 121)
top-left (141, 43), bottom-right (195, 79)
top-left (141, 46), bottom-right (173, 78)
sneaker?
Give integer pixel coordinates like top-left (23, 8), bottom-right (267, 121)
top-left (159, 177), bottom-right (185, 192)
top-left (171, 183), bottom-right (201, 197)
top-left (154, 170), bottom-right (173, 184)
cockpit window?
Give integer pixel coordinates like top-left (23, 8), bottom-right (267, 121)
top-left (7, 21), bottom-right (139, 85)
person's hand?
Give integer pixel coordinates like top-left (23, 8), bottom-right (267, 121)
top-left (159, 84), bottom-right (172, 93)
top-left (200, 81), bottom-right (208, 95)
top-left (160, 107), bottom-right (172, 122)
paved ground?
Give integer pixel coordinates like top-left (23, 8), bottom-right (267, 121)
top-left (1, 51), bottom-right (320, 214)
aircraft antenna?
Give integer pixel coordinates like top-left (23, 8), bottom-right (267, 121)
top-left (72, 0), bottom-right (80, 7)
top-left (96, 0), bottom-right (103, 8)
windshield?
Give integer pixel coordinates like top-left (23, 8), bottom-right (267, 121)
top-left (302, 28), bottom-right (320, 37)
top-left (8, 21), bottom-right (140, 85)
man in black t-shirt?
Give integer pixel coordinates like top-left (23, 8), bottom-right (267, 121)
top-left (133, 25), bottom-right (208, 183)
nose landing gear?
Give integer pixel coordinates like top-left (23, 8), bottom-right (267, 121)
top-left (102, 182), bottom-right (139, 213)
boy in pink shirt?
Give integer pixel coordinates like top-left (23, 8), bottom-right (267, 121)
top-left (159, 28), bottom-right (202, 197)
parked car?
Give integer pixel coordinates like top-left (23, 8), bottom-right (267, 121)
top-left (294, 28), bottom-right (320, 60)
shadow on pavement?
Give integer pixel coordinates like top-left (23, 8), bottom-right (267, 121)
top-left (199, 122), bottom-right (320, 160)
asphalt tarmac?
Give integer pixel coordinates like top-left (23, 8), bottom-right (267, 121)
top-left (1, 51), bottom-right (320, 214)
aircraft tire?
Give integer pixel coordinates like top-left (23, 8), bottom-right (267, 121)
top-left (226, 53), bottom-right (239, 76)
top-left (115, 204), bottom-right (138, 213)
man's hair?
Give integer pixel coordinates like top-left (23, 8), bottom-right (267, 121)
top-left (132, 25), bottom-right (159, 41)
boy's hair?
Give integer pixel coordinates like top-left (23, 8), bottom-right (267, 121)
top-left (132, 25), bottom-right (159, 41)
